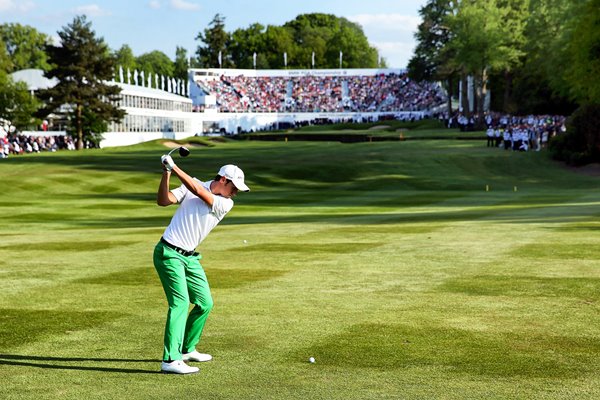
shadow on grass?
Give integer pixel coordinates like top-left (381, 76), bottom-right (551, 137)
top-left (33, 204), bottom-right (597, 229)
top-left (0, 354), bottom-right (159, 374)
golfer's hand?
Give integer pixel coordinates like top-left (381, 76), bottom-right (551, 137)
top-left (161, 154), bottom-right (176, 172)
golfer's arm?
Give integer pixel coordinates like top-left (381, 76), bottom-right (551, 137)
top-left (157, 171), bottom-right (178, 206)
top-left (171, 165), bottom-right (214, 207)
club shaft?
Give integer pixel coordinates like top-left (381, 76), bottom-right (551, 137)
top-left (167, 147), bottom-right (181, 156)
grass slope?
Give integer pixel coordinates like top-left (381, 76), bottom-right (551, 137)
top-left (0, 137), bottom-right (599, 399)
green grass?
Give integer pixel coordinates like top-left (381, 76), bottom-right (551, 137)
top-left (0, 136), bottom-right (599, 399)
top-left (255, 119), bottom-right (483, 139)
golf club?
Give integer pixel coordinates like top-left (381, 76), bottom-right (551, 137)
top-left (167, 146), bottom-right (190, 158)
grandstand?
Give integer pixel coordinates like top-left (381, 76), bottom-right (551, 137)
top-left (189, 68), bottom-right (446, 134)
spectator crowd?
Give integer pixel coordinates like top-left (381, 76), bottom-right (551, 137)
top-left (1, 134), bottom-right (76, 158)
top-left (196, 72), bottom-right (447, 114)
top-left (445, 111), bottom-right (566, 152)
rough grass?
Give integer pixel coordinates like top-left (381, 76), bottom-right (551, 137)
top-left (0, 137), bottom-right (599, 399)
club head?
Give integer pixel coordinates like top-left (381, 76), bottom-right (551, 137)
top-left (178, 146), bottom-right (190, 157)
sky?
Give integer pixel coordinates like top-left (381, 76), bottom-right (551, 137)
top-left (0, 0), bottom-right (428, 69)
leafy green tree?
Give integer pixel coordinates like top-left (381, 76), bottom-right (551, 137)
top-left (195, 14), bottom-right (232, 68)
top-left (263, 25), bottom-right (295, 68)
top-left (0, 73), bottom-right (40, 132)
top-left (494, 0), bottom-right (529, 112)
top-left (446, 0), bottom-right (523, 122)
top-left (324, 18), bottom-right (379, 68)
top-left (37, 15), bottom-right (124, 150)
top-left (510, 0), bottom-right (576, 114)
top-left (284, 13), bottom-right (332, 68)
top-left (230, 23), bottom-right (267, 68)
top-left (225, 13), bottom-right (379, 69)
top-left (0, 23), bottom-right (51, 72)
top-left (0, 38), bottom-right (13, 73)
top-left (174, 46), bottom-right (189, 82)
top-left (549, 104), bottom-right (600, 165)
top-left (408, 0), bottom-right (457, 116)
top-left (547, 0), bottom-right (600, 166)
top-left (114, 44), bottom-right (137, 82)
top-left (136, 50), bottom-right (174, 84)
top-left (74, 108), bottom-right (108, 146)
top-left (562, 0), bottom-right (600, 105)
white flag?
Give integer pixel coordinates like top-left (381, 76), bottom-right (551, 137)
top-left (218, 51), bottom-right (222, 68)
top-left (284, 52), bottom-right (287, 67)
top-left (311, 52), bottom-right (315, 68)
top-left (253, 52), bottom-right (257, 69)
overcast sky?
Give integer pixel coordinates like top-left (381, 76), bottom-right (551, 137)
top-left (0, 0), bottom-right (428, 68)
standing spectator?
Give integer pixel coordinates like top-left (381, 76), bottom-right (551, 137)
top-left (486, 126), bottom-right (495, 147)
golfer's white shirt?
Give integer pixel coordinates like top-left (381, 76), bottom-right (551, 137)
top-left (162, 179), bottom-right (234, 251)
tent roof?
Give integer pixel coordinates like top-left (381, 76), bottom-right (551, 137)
top-left (10, 69), bottom-right (58, 91)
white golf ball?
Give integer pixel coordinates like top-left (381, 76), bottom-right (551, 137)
top-left (309, 357), bottom-right (315, 363)
top-left (243, 240), bottom-right (247, 244)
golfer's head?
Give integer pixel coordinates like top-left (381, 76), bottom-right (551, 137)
top-left (216, 164), bottom-right (250, 197)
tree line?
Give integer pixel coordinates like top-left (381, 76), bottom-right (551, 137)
top-left (408, 0), bottom-right (599, 117)
top-left (195, 13), bottom-right (381, 69)
top-left (408, 0), bottom-right (599, 164)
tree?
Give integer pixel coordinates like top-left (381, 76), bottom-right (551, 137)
top-left (263, 25), bottom-right (295, 68)
top-left (0, 73), bottom-right (41, 132)
top-left (37, 15), bottom-right (124, 150)
top-left (495, 0), bottom-right (529, 112)
top-left (76, 108), bottom-right (108, 146)
top-left (324, 17), bottom-right (379, 68)
top-left (509, 0), bottom-right (576, 114)
top-left (0, 37), bottom-right (13, 73)
top-left (547, 0), bottom-right (600, 166)
top-left (549, 104), bottom-right (600, 165)
top-left (195, 14), bottom-right (232, 68)
top-left (229, 23), bottom-right (267, 68)
top-left (408, 0), bottom-right (457, 116)
top-left (195, 13), bottom-right (379, 69)
top-left (562, 0), bottom-right (600, 105)
top-left (446, 0), bottom-right (523, 123)
top-left (136, 50), bottom-right (174, 86)
top-left (225, 14), bottom-right (379, 69)
top-left (174, 46), bottom-right (189, 82)
top-left (114, 44), bottom-right (137, 82)
top-left (285, 13), bottom-right (335, 68)
top-left (0, 23), bottom-right (51, 72)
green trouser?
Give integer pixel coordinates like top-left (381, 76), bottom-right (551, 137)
top-left (153, 241), bottom-right (214, 362)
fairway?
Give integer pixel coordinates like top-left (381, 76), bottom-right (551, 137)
top-left (1, 138), bottom-right (599, 399)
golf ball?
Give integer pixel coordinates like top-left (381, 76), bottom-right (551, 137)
top-left (243, 240), bottom-right (248, 244)
top-left (309, 357), bottom-right (315, 363)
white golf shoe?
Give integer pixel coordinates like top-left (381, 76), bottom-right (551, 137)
top-left (160, 360), bottom-right (199, 374)
top-left (182, 350), bottom-right (213, 362)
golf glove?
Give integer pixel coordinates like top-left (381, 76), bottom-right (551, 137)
top-left (161, 154), bottom-right (175, 171)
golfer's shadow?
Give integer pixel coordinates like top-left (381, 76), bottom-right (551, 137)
top-left (0, 354), bottom-right (160, 374)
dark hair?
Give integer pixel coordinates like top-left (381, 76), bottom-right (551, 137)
top-left (215, 175), bottom-right (233, 185)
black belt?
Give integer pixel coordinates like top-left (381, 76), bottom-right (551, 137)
top-left (160, 237), bottom-right (198, 257)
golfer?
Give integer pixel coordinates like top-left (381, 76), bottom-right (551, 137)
top-left (154, 154), bottom-right (249, 374)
